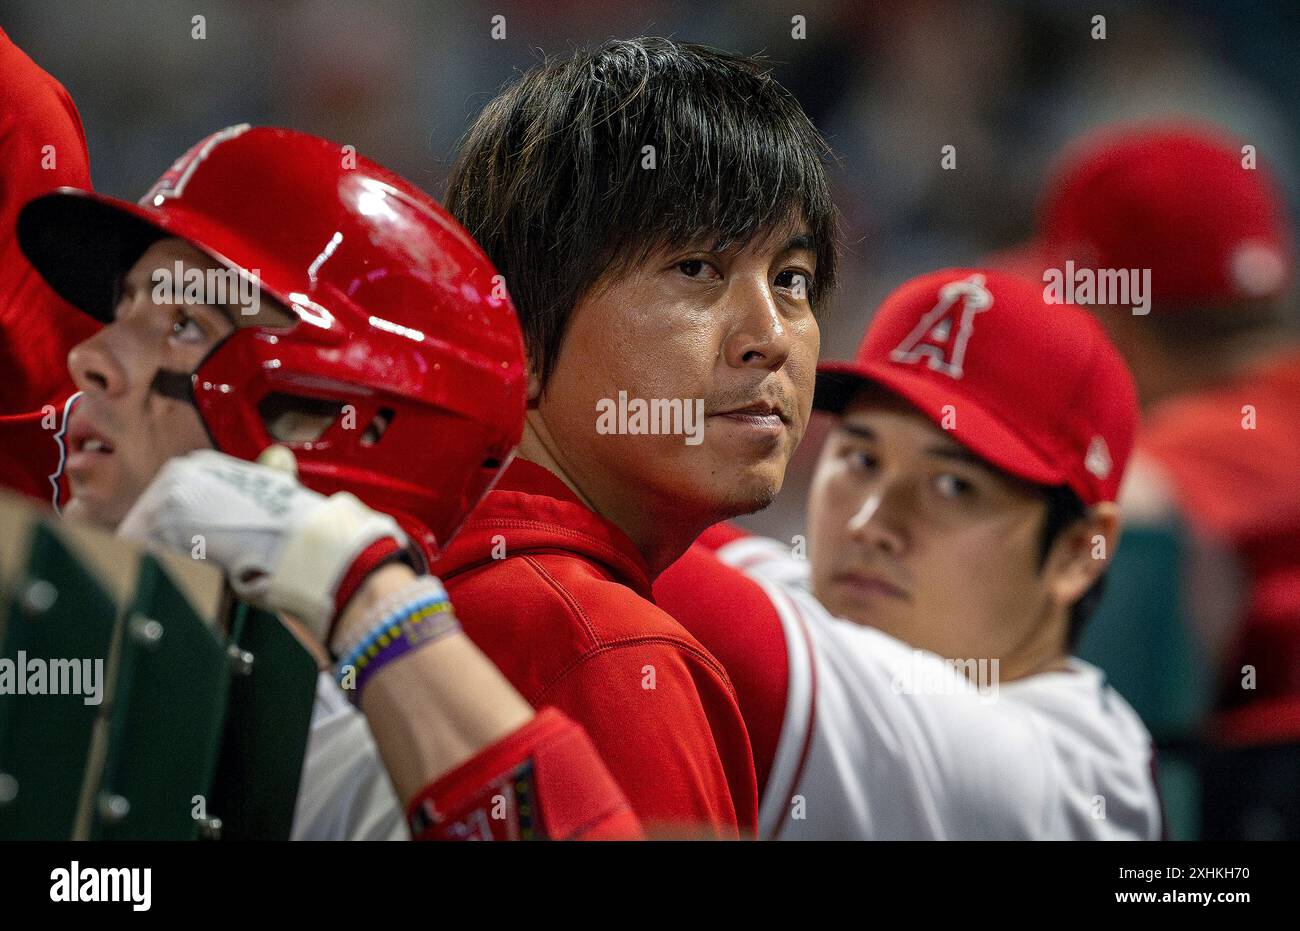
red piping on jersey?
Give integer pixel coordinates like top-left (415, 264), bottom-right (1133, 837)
top-left (768, 583), bottom-right (819, 841)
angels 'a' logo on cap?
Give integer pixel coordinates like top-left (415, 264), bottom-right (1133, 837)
top-left (890, 274), bottom-right (993, 379)
top-left (142, 123), bottom-right (252, 205)
top-left (1085, 435), bottom-right (1112, 480)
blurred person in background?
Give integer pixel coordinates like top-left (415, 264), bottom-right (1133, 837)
top-left (1027, 121), bottom-right (1300, 840)
top-left (0, 27), bottom-right (98, 415)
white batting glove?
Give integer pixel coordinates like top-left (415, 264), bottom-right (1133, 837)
top-left (117, 447), bottom-right (412, 643)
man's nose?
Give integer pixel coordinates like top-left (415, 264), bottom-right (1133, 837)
top-left (720, 273), bottom-right (792, 372)
top-left (67, 327), bottom-right (129, 398)
top-left (846, 478), bottom-right (910, 556)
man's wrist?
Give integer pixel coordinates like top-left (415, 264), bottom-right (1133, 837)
top-left (330, 562), bottom-right (420, 654)
top-left (330, 573), bottom-right (459, 703)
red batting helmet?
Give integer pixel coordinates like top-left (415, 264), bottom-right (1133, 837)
top-left (18, 125), bottom-right (527, 561)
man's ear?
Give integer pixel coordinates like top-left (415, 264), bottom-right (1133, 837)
top-left (1044, 502), bottom-right (1122, 608)
top-left (525, 364), bottom-right (543, 407)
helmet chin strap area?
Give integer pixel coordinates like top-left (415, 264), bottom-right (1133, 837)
top-left (149, 369), bottom-right (198, 405)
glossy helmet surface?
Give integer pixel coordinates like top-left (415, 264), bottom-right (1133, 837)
top-left (19, 125), bottom-right (527, 560)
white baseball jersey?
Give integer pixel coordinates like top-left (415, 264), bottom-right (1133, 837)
top-left (290, 672), bottom-right (406, 840)
top-left (713, 535), bottom-right (1163, 840)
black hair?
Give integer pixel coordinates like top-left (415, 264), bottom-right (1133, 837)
top-left (445, 37), bottom-right (839, 388)
top-left (1138, 297), bottom-right (1289, 347)
top-left (1037, 483), bottom-right (1107, 651)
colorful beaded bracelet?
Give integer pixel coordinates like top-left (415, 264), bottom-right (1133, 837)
top-left (333, 576), bottom-right (461, 702)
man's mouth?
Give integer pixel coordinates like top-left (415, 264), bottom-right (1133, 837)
top-left (710, 399), bottom-right (791, 430)
top-left (67, 423), bottom-right (116, 472)
top-left (831, 570), bottom-right (910, 601)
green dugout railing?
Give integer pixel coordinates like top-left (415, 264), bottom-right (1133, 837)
top-left (0, 491), bottom-right (317, 840)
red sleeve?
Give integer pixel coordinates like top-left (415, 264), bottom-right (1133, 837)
top-left (695, 521), bottom-right (751, 551)
top-left (655, 542), bottom-right (788, 800)
top-left (0, 28), bottom-right (98, 415)
top-left (0, 396), bottom-right (74, 509)
top-left (1139, 364), bottom-right (1300, 540)
top-left (1140, 420), bottom-right (1262, 537)
top-left (408, 708), bottom-right (643, 841)
top-left (536, 641), bottom-right (757, 838)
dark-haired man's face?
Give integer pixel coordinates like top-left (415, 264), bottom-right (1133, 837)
top-left (62, 237), bottom-right (294, 529)
top-left (807, 389), bottom-right (1059, 664)
top-left (534, 217), bottom-right (819, 545)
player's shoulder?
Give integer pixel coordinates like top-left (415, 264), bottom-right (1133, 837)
top-left (0, 28), bottom-right (88, 150)
top-left (1144, 350), bottom-right (1300, 452)
top-left (707, 529), bottom-right (814, 592)
top-left (482, 547), bottom-right (712, 645)
top-left (1140, 353), bottom-right (1300, 533)
top-left (1002, 658), bottom-right (1155, 757)
top-left (0, 395), bottom-right (78, 507)
top-left (1000, 659), bottom-right (1161, 839)
top-left (761, 599), bottom-right (1054, 838)
top-left (449, 548), bottom-right (738, 701)
top-left (656, 539), bottom-right (786, 627)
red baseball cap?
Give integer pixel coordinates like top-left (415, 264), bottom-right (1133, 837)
top-left (1034, 121), bottom-right (1293, 308)
top-left (815, 269), bottom-right (1139, 505)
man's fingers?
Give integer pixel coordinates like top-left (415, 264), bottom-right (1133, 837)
top-left (257, 444), bottom-right (299, 477)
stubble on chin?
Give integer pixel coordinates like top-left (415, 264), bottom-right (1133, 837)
top-left (708, 472), bottom-right (781, 522)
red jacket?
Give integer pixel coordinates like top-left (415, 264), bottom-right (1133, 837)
top-left (0, 399), bottom-right (75, 508)
top-left (0, 28), bottom-right (97, 415)
top-left (1140, 350), bottom-right (1300, 745)
top-left (0, 29), bottom-right (94, 507)
top-left (431, 459), bottom-right (758, 836)
top-left (655, 528), bottom-right (790, 800)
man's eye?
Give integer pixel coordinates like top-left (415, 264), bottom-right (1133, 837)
top-left (845, 449), bottom-right (877, 473)
top-left (170, 311), bottom-right (207, 343)
top-left (775, 269), bottom-right (813, 297)
top-left (935, 473), bottom-right (975, 499)
top-left (677, 259), bottom-right (720, 280)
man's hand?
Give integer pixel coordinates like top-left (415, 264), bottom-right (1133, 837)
top-left (118, 447), bottom-right (411, 643)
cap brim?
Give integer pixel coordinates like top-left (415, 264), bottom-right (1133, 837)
top-left (814, 360), bottom-right (1066, 489)
top-left (18, 189), bottom-right (174, 322)
top-left (18, 188), bottom-right (300, 327)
